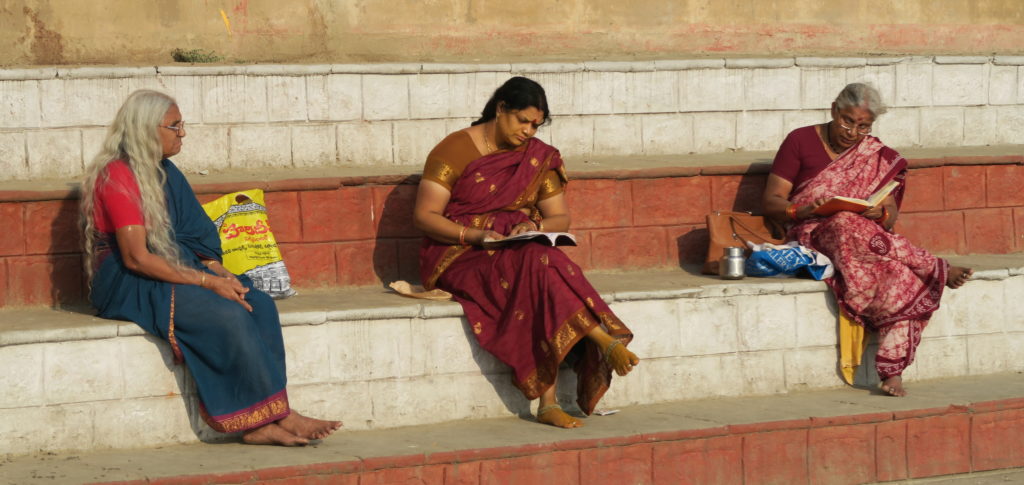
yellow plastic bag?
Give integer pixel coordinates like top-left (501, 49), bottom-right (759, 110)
top-left (202, 189), bottom-right (296, 299)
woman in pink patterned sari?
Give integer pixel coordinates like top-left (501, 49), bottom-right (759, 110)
top-left (413, 77), bottom-right (639, 428)
top-left (763, 83), bottom-right (972, 397)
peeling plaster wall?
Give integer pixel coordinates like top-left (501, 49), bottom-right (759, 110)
top-left (1, 0), bottom-right (1022, 66)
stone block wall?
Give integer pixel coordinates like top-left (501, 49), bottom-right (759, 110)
top-left (1, 57), bottom-right (1022, 181)
top-left (2, 271), bottom-right (1022, 455)
top-left (0, 156), bottom-right (1021, 308)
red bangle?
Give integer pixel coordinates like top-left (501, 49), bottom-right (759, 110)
top-left (458, 225), bottom-right (468, 246)
top-left (786, 204), bottom-right (798, 220)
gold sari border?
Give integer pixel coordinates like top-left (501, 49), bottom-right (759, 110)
top-left (516, 306), bottom-right (599, 400)
top-left (168, 285), bottom-right (184, 365)
top-left (200, 389), bottom-right (291, 433)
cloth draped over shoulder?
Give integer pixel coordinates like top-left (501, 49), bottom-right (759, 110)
top-left (89, 159), bottom-right (290, 433)
top-left (786, 133), bottom-right (947, 379)
top-left (419, 135), bottom-right (632, 415)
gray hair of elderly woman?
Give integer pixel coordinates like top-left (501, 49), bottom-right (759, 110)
top-left (834, 83), bottom-right (888, 117)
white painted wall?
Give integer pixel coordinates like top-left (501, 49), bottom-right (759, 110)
top-left (0, 56), bottom-right (1022, 180)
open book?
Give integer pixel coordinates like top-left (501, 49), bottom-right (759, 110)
top-left (483, 231), bottom-right (578, 247)
top-left (811, 180), bottom-right (900, 216)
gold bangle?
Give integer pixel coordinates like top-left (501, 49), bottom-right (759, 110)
top-left (459, 225), bottom-right (468, 246)
top-left (199, 273), bottom-right (207, 288)
top-left (786, 204), bottom-right (799, 221)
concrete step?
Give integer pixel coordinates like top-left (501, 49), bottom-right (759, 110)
top-left (1, 254), bottom-right (1022, 456)
top-left (1, 373), bottom-right (1023, 485)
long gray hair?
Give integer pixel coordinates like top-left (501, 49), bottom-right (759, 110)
top-left (80, 89), bottom-right (183, 283)
top-left (835, 82), bottom-right (888, 117)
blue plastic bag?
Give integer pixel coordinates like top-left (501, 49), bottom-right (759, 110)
top-left (744, 242), bottom-right (833, 280)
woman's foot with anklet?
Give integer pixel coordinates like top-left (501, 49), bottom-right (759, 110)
top-left (242, 423), bottom-right (309, 446)
top-left (603, 339), bottom-right (640, 376)
top-left (537, 404), bottom-right (584, 428)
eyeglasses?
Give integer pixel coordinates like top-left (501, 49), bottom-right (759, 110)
top-left (836, 116), bottom-right (871, 135)
top-left (160, 121), bottom-right (186, 135)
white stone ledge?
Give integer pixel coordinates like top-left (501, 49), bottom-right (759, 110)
top-left (612, 288), bottom-right (701, 301)
top-left (419, 63), bottom-right (512, 73)
top-left (330, 63), bottom-right (422, 74)
top-left (56, 67), bottom-right (157, 79)
top-left (244, 64), bottom-right (332, 76)
top-left (934, 56), bottom-right (991, 64)
top-left (583, 61), bottom-right (656, 72)
top-left (155, 65), bottom-right (245, 76)
top-left (994, 56), bottom-right (1024, 66)
top-left (116, 323), bottom-right (146, 337)
top-left (279, 310), bottom-right (328, 326)
top-left (0, 68), bottom-right (56, 80)
top-left (0, 322), bottom-right (118, 346)
top-left (725, 58), bottom-right (795, 69)
top-left (867, 57), bottom-right (910, 66)
top-left (327, 305), bottom-right (422, 322)
top-left (795, 57), bottom-right (867, 68)
top-left (509, 62), bottom-right (586, 73)
top-left (653, 59), bottom-right (725, 70)
top-left (0, 268), bottom-right (1021, 455)
top-left (0, 57), bottom-right (1016, 83)
top-left (972, 268), bottom-right (1011, 280)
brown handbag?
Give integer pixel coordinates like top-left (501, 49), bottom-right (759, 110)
top-left (702, 211), bottom-right (787, 275)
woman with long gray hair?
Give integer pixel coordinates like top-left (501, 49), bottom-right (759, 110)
top-left (80, 90), bottom-right (340, 445)
top-left (762, 83), bottom-right (972, 397)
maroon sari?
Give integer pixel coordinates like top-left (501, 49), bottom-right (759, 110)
top-left (788, 135), bottom-right (948, 379)
top-left (420, 138), bottom-right (632, 414)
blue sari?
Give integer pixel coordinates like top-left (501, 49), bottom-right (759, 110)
top-left (89, 160), bottom-right (290, 433)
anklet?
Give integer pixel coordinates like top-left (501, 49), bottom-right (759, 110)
top-left (603, 340), bottom-right (622, 363)
top-left (537, 404), bottom-right (562, 415)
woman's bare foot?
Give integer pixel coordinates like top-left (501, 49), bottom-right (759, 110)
top-left (880, 376), bottom-right (907, 397)
top-left (242, 423), bottom-right (309, 446)
top-left (278, 412), bottom-right (342, 440)
top-left (604, 340), bottom-right (640, 376)
top-left (947, 266), bottom-right (972, 289)
top-left (537, 405), bottom-right (583, 429)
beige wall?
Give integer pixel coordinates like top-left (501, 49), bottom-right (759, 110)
top-left (2, 0), bottom-right (1023, 66)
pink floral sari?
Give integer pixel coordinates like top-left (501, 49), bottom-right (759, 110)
top-left (420, 138), bottom-right (632, 414)
top-left (789, 136), bottom-right (948, 379)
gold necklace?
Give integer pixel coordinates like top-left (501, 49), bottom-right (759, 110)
top-left (483, 123), bottom-right (497, 153)
top-left (825, 122), bottom-right (843, 154)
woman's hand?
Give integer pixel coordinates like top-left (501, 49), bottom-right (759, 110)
top-left (476, 229), bottom-right (506, 245)
top-left (508, 221), bottom-right (537, 236)
top-left (862, 205), bottom-right (885, 220)
top-left (203, 260), bottom-right (238, 281)
top-left (205, 274), bottom-right (253, 312)
top-left (796, 198), bottom-right (830, 220)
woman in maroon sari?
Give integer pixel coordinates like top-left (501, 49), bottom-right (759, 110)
top-left (763, 83), bottom-right (972, 397)
top-left (413, 77), bottom-right (639, 428)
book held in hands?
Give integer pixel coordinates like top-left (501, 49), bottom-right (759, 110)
top-left (811, 180), bottom-right (900, 216)
top-left (483, 231), bottom-right (577, 247)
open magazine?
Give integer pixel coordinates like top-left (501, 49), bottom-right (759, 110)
top-left (483, 231), bottom-right (578, 247)
top-left (812, 180), bottom-right (900, 216)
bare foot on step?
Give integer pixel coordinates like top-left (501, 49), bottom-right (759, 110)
top-left (278, 412), bottom-right (342, 440)
top-left (880, 376), bottom-right (907, 397)
top-left (242, 423), bottom-right (309, 446)
top-left (946, 266), bottom-right (972, 289)
top-left (537, 405), bottom-right (584, 429)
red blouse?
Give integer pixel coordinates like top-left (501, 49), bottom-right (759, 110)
top-left (770, 125), bottom-right (834, 189)
top-left (93, 160), bottom-right (144, 233)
